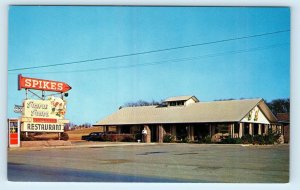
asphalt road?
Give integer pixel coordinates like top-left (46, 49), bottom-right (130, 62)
top-left (7, 162), bottom-right (189, 182)
top-left (7, 143), bottom-right (289, 183)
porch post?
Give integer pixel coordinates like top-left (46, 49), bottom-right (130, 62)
top-left (272, 124), bottom-right (276, 133)
top-left (211, 124), bottom-right (216, 141)
top-left (249, 123), bottom-right (253, 135)
top-left (232, 123), bottom-right (235, 138)
top-left (279, 125), bottom-right (282, 134)
top-left (264, 125), bottom-right (269, 135)
top-left (239, 122), bottom-right (244, 138)
top-left (211, 125), bottom-right (215, 136)
top-left (188, 126), bottom-right (194, 141)
top-left (144, 125), bottom-right (151, 143)
top-left (171, 125), bottom-right (177, 141)
top-left (258, 124), bottom-right (262, 135)
top-left (187, 126), bottom-right (190, 141)
top-left (116, 126), bottom-right (121, 134)
top-left (158, 125), bottom-right (164, 143)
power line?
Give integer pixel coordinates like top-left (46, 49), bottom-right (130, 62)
top-left (8, 29), bottom-right (289, 72)
top-left (9, 42), bottom-right (289, 75)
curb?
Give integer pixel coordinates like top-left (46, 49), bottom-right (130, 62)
top-left (8, 142), bottom-right (159, 151)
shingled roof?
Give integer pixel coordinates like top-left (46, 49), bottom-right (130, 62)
top-left (95, 98), bottom-right (278, 126)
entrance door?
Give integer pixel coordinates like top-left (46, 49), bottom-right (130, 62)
top-left (244, 123), bottom-right (250, 135)
top-left (150, 125), bottom-right (157, 142)
top-left (253, 123), bottom-right (259, 135)
top-left (176, 126), bottom-right (188, 141)
top-left (194, 124), bottom-right (209, 141)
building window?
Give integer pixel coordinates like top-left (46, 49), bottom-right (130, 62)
top-left (177, 101), bottom-right (184, 106)
top-left (216, 124), bottom-right (228, 134)
top-left (170, 102), bottom-right (176, 106)
top-left (169, 101), bottom-right (184, 106)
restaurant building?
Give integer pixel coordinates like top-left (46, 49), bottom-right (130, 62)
top-left (94, 96), bottom-right (282, 143)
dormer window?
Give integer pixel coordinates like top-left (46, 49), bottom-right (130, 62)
top-left (170, 101), bottom-right (184, 106)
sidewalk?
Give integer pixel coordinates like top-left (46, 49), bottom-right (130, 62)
top-left (8, 141), bottom-right (158, 151)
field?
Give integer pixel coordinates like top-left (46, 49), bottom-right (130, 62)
top-left (66, 127), bottom-right (105, 140)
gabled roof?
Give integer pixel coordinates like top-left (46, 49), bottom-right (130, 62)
top-left (95, 98), bottom-right (277, 126)
top-left (164, 95), bottom-right (199, 102)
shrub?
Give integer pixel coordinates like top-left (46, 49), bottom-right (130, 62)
top-left (182, 137), bottom-right (191, 143)
top-left (101, 134), bottom-right (116, 141)
top-left (241, 134), bottom-right (253, 144)
top-left (240, 132), bottom-right (281, 145)
top-left (220, 137), bottom-right (242, 144)
top-left (20, 133), bottom-right (35, 141)
top-left (253, 135), bottom-right (265, 145)
top-left (163, 134), bottom-right (175, 143)
top-left (121, 135), bottom-right (135, 142)
top-left (264, 132), bottom-right (281, 144)
top-left (60, 132), bottom-right (69, 141)
top-left (202, 135), bottom-right (212, 143)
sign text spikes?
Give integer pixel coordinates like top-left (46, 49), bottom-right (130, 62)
top-left (18, 74), bottom-right (72, 93)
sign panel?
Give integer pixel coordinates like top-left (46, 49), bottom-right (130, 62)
top-left (18, 74), bottom-right (72, 92)
top-left (21, 122), bottom-right (64, 132)
top-left (21, 117), bottom-right (69, 124)
top-left (14, 105), bottom-right (23, 113)
top-left (23, 97), bottom-right (67, 119)
top-left (21, 96), bottom-right (68, 132)
top-left (8, 119), bottom-right (20, 147)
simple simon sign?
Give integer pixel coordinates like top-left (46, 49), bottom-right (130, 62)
top-left (17, 75), bottom-right (72, 133)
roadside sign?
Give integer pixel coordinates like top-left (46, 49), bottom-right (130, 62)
top-left (18, 74), bottom-right (72, 92)
top-left (14, 105), bottom-right (23, 113)
top-left (8, 119), bottom-right (20, 147)
top-left (16, 75), bottom-right (71, 134)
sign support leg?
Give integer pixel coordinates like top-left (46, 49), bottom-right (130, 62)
top-left (26, 89), bottom-right (28, 99)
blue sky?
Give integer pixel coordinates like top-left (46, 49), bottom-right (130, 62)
top-left (8, 6), bottom-right (290, 124)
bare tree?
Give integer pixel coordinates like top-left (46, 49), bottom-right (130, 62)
top-left (122, 99), bottom-right (161, 108)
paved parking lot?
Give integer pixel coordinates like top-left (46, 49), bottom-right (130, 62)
top-left (8, 143), bottom-right (289, 183)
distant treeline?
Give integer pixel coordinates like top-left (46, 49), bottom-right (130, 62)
top-left (266, 98), bottom-right (289, 115)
